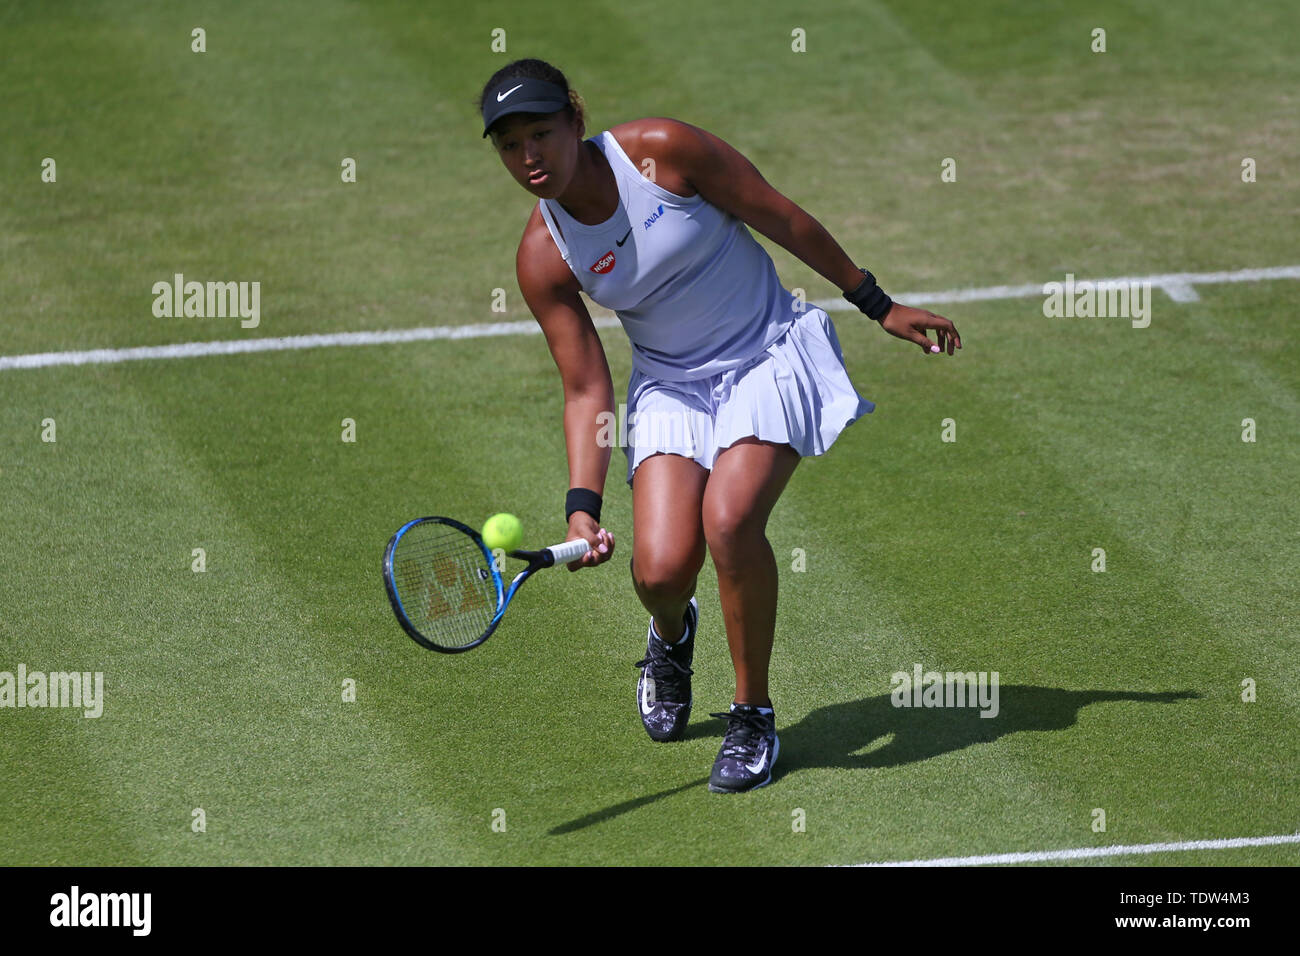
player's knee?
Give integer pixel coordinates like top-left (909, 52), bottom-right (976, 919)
top-left (630, 550), bottom-right (698, 604)
top-left (702, 505), bottom-right (764, 567)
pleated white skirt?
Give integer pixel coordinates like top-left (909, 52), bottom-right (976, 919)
top-left (623, 305), bottom-right (874, 486)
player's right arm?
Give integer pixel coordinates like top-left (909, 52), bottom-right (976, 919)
top-left (516, 207), bottom-right (616, 569)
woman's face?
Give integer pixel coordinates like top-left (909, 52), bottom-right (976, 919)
top-left (490, 110), bottom-right (583, 198)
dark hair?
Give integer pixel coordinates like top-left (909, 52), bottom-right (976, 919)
top-left (476, 58), bottom-right (586, 139)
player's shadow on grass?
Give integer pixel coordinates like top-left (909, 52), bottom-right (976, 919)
top-left (777, 686), bottom-right (1198, 772)
top-left (549, 686), bottom-right (1198, 835)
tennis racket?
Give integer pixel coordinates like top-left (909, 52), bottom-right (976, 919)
top-left (382, 516), bottom-right (592, 653)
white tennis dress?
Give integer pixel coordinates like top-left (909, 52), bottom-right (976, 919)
top-left (538, 129), bottom-right (874, 486)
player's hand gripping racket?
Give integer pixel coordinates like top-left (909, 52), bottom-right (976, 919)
top-left (382, 516), bottom-right (591, 653)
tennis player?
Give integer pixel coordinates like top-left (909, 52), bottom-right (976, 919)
top-left (480, 58), bottom-right (960, 793)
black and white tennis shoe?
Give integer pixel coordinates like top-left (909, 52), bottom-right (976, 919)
top-left (708, 703), bottom-right (779, 793)
top-left (634, 597), bottom-right (698, 742)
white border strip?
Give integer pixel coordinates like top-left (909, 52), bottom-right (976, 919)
top-left (0, 318), bottom-right (621, 372)
top-left (3, 265), bottom-right (1298, 372)
top-left (815, 264), bottom-right (1300, 309)
top-left (854, 831), bottom-right (1300, 867)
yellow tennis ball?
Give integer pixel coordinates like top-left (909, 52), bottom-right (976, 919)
top-left (481, 513), bottom-right (523, 553)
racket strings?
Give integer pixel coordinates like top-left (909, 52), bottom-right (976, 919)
top-left (391, 522), bottom-right (498, 648)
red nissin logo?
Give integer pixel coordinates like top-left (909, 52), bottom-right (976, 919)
top-left (589, 251), bottom-right (615, 274)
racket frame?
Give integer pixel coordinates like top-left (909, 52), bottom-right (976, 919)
top-left (382, 515), bottom-right (587, 653)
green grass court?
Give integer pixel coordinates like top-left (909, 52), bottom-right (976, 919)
top-left (1, 0), bottom-right (1297, 866)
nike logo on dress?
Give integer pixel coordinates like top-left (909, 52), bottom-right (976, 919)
top-left (496, 84), bottom-right (523, 102)
top-left (616, 227), bottom-right (633, 247)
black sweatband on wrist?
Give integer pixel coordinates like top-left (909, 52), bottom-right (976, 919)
top-left (565, 487), bottom-right (602, 525)
top-left (843, 268), bottom-right (894, 322)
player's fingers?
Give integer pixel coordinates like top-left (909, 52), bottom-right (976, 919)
top-left (932, 314), bottom-right (961, 351)
top-left (568, 531), bottom-right (613, 571)
top-left (569, 539), bottom-right (596, 571)
top-left (923, 314), bottom-right (958, 355)
top-left (570, 552), bottom-right (597, 571)
top-left (898, 321), bottom-right (935, 353)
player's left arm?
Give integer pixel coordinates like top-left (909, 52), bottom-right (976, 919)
top-left (657, 119), bottom-right (960, 355)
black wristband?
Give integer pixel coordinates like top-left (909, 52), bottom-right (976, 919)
top-left (565, 487), bottom-right (602, 525)
top-left (843, 268), bottom-right (894, 322)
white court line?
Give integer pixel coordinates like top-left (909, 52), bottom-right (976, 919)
top-left (853, 831), bottom-right (1300, 867)
top-left (815, 264), bottom-right (1300, 309)
top-left (3, 264), bottom-right (1298, 372)
top-left (0, 318), bottom-right (620, 371)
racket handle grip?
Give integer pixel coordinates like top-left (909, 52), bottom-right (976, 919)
top-left (546, 538), bottom-right (593, 565)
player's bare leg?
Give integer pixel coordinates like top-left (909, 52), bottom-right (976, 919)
top-left (630, 451), bottom-right (709, 742)
top-left (701, 438), bottom-right (800, 707)
top-left (630, 452), bottom-right (709, 640)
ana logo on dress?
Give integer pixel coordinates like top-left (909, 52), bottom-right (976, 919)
top-left (643, 203), bottom-right (665, 230)
top-left (590, 250), bottom-right (616, 273)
